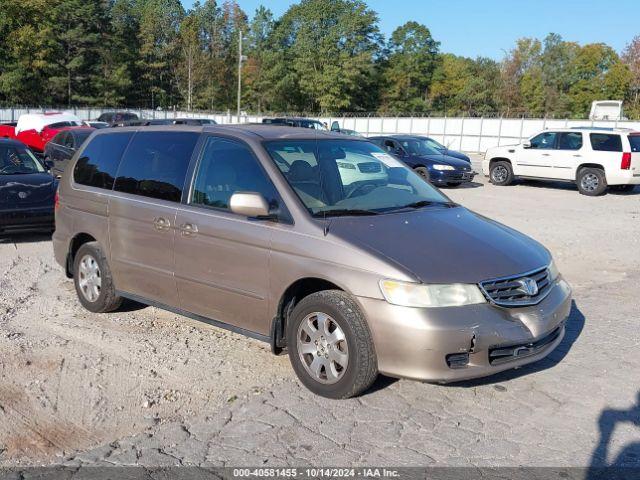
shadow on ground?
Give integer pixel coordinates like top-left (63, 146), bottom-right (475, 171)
top-left (0, 232), bottom-right (52, 244)
top-left (587, 391), bottom-right (640, 479)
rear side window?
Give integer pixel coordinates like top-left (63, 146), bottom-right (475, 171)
top-left (74, 132), bottom-right (133, 189)
top-left (113, 131), bottom-right (199, 202)
top-left (557, 132), bottom-right (583, 150)
top-left (590, 134), bottom-right (622, 152)
top-left (628, 135), bottom-right (640, 152)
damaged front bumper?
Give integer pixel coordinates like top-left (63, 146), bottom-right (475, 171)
top-left (357, 277), bottom-right (572, 382)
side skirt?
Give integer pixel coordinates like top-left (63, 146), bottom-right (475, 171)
top-left (116, 290), bottom-right (271, 344)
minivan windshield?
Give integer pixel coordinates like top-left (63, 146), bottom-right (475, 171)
top-left (0, 145), bottom-right (45, 175)
top-left (265, 139), bottom-right (451, 216)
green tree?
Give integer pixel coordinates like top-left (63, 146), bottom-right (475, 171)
top-left (136, 0), bottom-right (185, 109)
top-left (242, 6), bottom-right (275, 112)
top-left (268, 0), bottom-right (382, 112)
top-left (622, 36), bottom-right (640, 117)
top-left (380, 21), bottom-right (439, 112)
top-left (568, 43), bottom-right (631, 116)
top-left (0, 0), bottom-right (56, 104)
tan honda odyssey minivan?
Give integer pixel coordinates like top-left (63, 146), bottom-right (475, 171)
top-left (53, 125), bottom-right (572, 398)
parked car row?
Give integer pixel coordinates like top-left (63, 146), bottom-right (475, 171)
top-left (51, 123), bottom-right (572, 399)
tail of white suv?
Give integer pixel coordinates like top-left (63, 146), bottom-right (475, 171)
top-left (483, 128), bottom-right (640, 195)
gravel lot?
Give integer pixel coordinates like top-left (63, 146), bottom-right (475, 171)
top-left (1, 155), bottom-right (639, 469)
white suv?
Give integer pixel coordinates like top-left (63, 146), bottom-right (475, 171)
top-left (483, 128), bottom-right (640, 195)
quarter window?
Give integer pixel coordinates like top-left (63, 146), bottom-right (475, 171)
top-left (590, 133), bottom-right (622, 152)
top-left (529, 132), bottom-right (557, 149)
top-left (114, 131), bottom-right (199, 202)
top-left (73, 132), bottom-right (133, 189)
top-left (557, 132), bottom-right (583, 150)
top-left (191, 137), bottom-right (280, 212)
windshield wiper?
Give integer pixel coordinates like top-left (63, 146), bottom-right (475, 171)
top-left (312, 208), bottom-right (379, 217)
top-left (387, 200), bottom-right (458, 211)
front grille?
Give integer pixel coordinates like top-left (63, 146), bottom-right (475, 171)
top-left (488, 324), bottom-right (563, 365)
top-left (358, 162), bottom-right (382, 173)
top-left (480, 266), bottom-right (552, 307)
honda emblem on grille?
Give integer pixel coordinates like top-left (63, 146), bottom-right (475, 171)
top-left (18, 191), bottom-right (29, 199)
top-left (517, 277), bottom-right (539, 296)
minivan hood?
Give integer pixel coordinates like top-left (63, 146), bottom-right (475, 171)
top-left (327, 206), bottom-right (550, 284)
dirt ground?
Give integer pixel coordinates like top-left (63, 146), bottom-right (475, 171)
top-left (1, 155), bottom-right (639, 468)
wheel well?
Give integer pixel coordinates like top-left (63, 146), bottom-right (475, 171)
top-left (489, 157), bottom-right (511, 167)
top-left (576, 163), bottom-right (604, 178)
top-left (66, 233), bottom-right (96, 277)
top-left (271, 278), bottom-right (342, 354)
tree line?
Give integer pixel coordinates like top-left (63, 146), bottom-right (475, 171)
top-left (1, 0), bottom-right (639, 118)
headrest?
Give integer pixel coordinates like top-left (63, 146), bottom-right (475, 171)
top-left (288, 160), bottom-right (316, 182)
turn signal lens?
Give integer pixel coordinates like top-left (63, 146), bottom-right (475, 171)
top-left (54, 190), bottom-right (60, 211)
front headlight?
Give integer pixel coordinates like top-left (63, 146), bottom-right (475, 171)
top-left (548, 259), bottom-right (560, 281)
top-left (432, 164), bottom-right (455, 171)
top-left (379, 279), bottom-right (486, 308)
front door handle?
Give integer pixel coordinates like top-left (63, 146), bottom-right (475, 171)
top-left (542, 153), bottom-right (551, 156)
top-left (153, 217), bottom-right (171, 231)
top-left (180, 223), bottom-right (198, 237)
top-left (573, 154), bottom-right (582, 157)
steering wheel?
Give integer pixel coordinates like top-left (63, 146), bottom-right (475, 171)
top-left (345, 183), bottom-right (377, 199)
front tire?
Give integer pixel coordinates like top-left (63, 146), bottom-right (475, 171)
top-left (73, 242), bottom-right (122, 313)
top-left (490, 161), bottom-right (514, 186)
top-left (287, 290), bottom-right (378, 399)
top-left (414, 166), bottom-right (430, 182)
top-left (577, 167), bottom-right (607, 196)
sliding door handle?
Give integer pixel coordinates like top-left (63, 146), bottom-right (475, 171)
top-left (180, 223), bottom-right (198, 237)
top-left (153, 217), bottom-right (171, 231)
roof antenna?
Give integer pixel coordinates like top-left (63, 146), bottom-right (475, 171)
top-left (316, 132), bottom-right (331, 236)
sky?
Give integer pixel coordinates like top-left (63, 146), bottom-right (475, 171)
top-left (180, 0), bottom-right (640, 59)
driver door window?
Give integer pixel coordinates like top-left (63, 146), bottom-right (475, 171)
top-left (529, 132), bottom-right (558, 149)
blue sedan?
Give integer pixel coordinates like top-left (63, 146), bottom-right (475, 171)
top-left (369, 135), bottom-right (476, 187)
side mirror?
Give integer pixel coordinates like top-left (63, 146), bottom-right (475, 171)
top-left (522, 141), bottom-right (532, 149)
top-left (43, 159), bottom-right (54, 169)
top-left (230, 192), bottom-right (271, 218)
top-left (331, 121), bottom-right (340, 132)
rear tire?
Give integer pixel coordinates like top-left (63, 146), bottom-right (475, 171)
top-left (490, 161), bottom-right (514, 186)
top-left (577, 167), bottom-right (607, 196)
top-left (414, 166), bottom-right (430, 182)
top-left (73, 242), bottom-right (122, 313)
top-left (286, 290), bottom-right (378, 399)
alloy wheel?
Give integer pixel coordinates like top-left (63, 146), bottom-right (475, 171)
top-left (78, 254), bottom-right (102, 302)
top-left (581, 173), bottom-right (599, 192)
top-left (297, 312), bottom-right (349, 385)
top-left (492, 165), bottom-right (508, 183)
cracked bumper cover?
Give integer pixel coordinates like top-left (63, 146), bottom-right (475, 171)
top-left (357, 277), bottom-right (572, 382)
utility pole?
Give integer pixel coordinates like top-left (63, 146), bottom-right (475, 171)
top-left (237, 32), bottom-right (244, 123)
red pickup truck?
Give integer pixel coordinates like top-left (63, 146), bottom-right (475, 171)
top-left (0, 112), bottom-right (84, 153)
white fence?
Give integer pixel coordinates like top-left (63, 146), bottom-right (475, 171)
top-left (3, 107), bottom-right (640, 153)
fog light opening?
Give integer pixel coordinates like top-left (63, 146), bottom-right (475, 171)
top-left (446, 352), bottom-right (470, 369)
